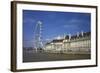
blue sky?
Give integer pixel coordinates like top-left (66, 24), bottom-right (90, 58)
top-left (23, 10), bottom-right (91, 47)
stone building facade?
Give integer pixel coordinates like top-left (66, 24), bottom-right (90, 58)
top-left (44, 32), bottom-right (91, 54)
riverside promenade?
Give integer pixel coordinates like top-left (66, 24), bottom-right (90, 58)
top-left (23, 49), bottom-right (90, 62)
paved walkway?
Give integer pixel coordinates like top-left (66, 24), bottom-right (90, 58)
top-left (23, 50), bottom-right (90, 62)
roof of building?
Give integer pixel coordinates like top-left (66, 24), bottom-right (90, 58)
top-left (65, 35), bottom-right (69, 39)
top-left (45, 31), bottom-right (91, 45)
top-left (71, 35), bottom-right (77, 39)
top-left (65, 32), bottom-right (91, 40)
top-left (51, 39), bottom-right (64, 43)
top-left (83, 32), bottom-right (91, 37)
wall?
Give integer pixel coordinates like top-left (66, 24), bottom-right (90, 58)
top-left (0, 0), bottom-right (99, 73)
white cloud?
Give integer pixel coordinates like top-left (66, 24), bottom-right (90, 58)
top-left (54, 35), bottom-right (64, 39)
top-left (23, 18), bottom-right (36, 25)
top-left (63, 19), bottom-right (83, 28)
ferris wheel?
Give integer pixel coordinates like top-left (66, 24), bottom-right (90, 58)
top-left (33, 21), bottom-right (44, 52)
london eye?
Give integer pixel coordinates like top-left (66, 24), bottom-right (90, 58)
top-left (33, 21), bottom-right (44, 52)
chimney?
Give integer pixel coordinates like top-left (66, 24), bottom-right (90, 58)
top-left (63, 33), bottom-right (66, 39)
top-left (69, 34), bottom-right (71, 40)
top-left (81, 31), bottom-right (84, 36)
top-left (77, 32), bottom-right (79, 37)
